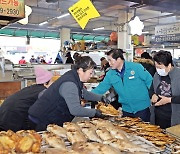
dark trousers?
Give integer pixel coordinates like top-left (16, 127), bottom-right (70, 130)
top-left (122, 107), bottom-right (150, 122)
top-left (155, 114), bottom-right (171, 129)
top-left (155, 111), bottom-right (171, 129)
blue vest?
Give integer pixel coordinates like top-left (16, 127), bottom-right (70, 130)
top-left (28, 69), bottom-right (83, 127)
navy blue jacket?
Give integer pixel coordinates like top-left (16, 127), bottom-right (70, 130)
top-left (0, 84), bottom-right (46, 131)
top-left (28, 69), bottom-right (83, 129)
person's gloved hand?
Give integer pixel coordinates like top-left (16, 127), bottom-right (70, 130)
top-left (101, 96), bottom-right (111, 106)
top-left (94, 109), bottom-right (106, 119)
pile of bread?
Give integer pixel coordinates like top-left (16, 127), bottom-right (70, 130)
top-left (0, 118), bottom-right (176, 153)
top-left (0, 130), bottom-right (41, 153)
top-left (114, 117), bottom-right (176, 148)
top-left (96, 102), bottom-right (120, 116)
top-left (42, 118), bottom-right (156, 154)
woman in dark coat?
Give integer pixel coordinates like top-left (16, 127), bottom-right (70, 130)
top-left (0, 67), bottom-right (53, 131)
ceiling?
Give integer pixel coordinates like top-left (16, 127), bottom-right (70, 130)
top-left (2, 0), bottom-right (180, 38)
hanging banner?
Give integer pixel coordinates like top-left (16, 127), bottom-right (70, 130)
top-left (155, 34), bottom-right (180, 43)
top-left (0, 0), bottom-right (25, 18)
top-left (68, 0), bottom-right (100, 29)
top-left (155, 23), bottom-right (180, 36)
top-left (155, 23), bottom-right (180, 42)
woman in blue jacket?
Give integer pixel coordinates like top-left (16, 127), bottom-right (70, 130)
top-left (92, 49), bottom-right (153, 122)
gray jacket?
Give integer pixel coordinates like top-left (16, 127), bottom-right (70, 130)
top-left (153, 66), bottom-right (180, 126)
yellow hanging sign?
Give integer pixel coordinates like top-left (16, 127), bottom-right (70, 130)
top-left (69, 0), bottom-right (100, 29)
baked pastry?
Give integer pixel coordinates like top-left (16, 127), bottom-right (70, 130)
top-left (42, 132), bottom-right (66, 150)
top-left (44, 148), bottom-right (80, 154)
top-left (0, 135), bottom-right (15, 150)
top-left (72, 142), bottom-right (120, 154)
top-left (63, 122), bottom-right (87, 144)
top-left (114, 117), bottom-right (176, 149)
top-left (103, 138), bottom-right (148, 153)
top-left (0, 143), bottom-right (10, 154)
top-left (15, 135), bottom-right (34, 153)
top-left (66, 129), bottom-right (87, 144)
top-left (0, 130), bottom-right (41, 153)
top-left (81, 126), bottom-right (102, 143)
top-left (63, 122), bottom-right (81, 131)
top-left (16, 130), bottom-right (41, 153)
top-left (77, 121), bottom-right (96, 129)
top-left (108, 125), bottom-right (129, 141)
top-left (47, 124), bottom-right (67, 138)
top-left (91, 118), bottom-right (114, 128)
top-left (96, 127), bottom-right (113, 141)
top-left (96, 102), bottom-right (119, 116)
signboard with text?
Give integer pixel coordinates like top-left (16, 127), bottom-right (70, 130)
top-left (155, 34), bottom-right (180, 43)
top-left (155, 23), bottom-right (180, 42)
top-left (69, 0), bottom-right (100, 29)
top-left (0, 0), bottom-right (25, 18)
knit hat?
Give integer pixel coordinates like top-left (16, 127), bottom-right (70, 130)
top-left (34, 66), bottom-right (53, 84)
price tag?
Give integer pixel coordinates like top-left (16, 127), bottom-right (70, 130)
top-left (69, 0), bottom-right (100, 29)
top-left (0, 0), bottom-right (25, 18)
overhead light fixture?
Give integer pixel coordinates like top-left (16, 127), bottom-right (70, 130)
top-left (128, 8), bottom-right (144, 35)
top-left (39, 21), bottom-right (48, 26)
top-left (93, 27), bottom-right (105, 31)
top-left (18, 5), bottom-right (32, 25)
top-left (142, 31), bottom-right (149, 34)
top-left (129, 16), bottom-right (144, 35)
top-left (57, 13), bottom-right (70, 19)
top-left (38, 13), bottom-right (70, 26)
top-left (46, 0), bottom-right (58, 3)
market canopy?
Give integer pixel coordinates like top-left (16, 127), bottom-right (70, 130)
top-left (0, 28), bottom-right (109, 42)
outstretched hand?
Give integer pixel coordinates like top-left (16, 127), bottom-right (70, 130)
top-left (101, 96), bottom-right (111, 106)
top-left (94, 109), bottom-right (106, 119)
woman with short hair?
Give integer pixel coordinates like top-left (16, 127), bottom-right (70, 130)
top-left (28, 56), bottom-right (109, 131)
top-left (150, 50), bottom-right (180, 128)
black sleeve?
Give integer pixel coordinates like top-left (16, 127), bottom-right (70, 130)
top-left (149, 82), bottom-right (155, 98)
top-left (172, 96), bottom-right (180, 104)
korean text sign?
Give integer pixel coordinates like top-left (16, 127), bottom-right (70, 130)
top-left (69, 0), bottom-right (100, 29)
top-left (0, 0), bottom-right (25, 18)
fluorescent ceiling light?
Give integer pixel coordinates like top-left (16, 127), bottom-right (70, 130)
top-left (93, 27), bottom-right (105, 31)
top-left (142, 31), bottom-right (149, 34)
top-left (39, 21), bottom-right (48, 26)
top-left (57, 13), bottom-right (70, 19)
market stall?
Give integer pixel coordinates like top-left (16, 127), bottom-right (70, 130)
top-left (0, 116), bottom-right (179, 153)
top-left (11, 64), bottom-right (72, 87)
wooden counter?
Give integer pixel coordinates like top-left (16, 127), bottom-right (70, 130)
top-left (0, 81), bottom-right (21, 100)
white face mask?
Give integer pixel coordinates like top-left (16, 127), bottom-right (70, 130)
top-left (156, 68), bottom-right (168, 76)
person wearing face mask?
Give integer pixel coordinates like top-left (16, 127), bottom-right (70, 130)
top-left (92, 49), bottom-right (153, 122)
top-left (150, 50), bottom-right (180, 129)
